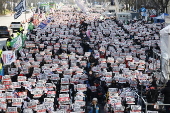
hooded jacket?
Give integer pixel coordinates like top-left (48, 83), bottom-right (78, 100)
top-left (161, 80), bottom-right (170, 104)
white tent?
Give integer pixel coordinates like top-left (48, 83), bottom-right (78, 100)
top-left (160, 25), bottom-right (170, 80)
top-left (75, 0), bottom-right (88, 13)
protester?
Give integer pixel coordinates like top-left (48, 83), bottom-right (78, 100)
top-left (146, 85), bottom-right (159, 110)
top-left (88, 98), bottom-right (100, 113)
top-left (20, 25), bottom-right (24, 34)
top-left (0, 5), bottom-right (164, 113)
top-left (6, 36), bottom-right (12, 50)
top-left (161, 80), bottom-right (170, 113)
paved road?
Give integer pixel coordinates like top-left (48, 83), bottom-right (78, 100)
top-left (0, 12), bottom-right (33, 49)
top-left (0, 12), bottom-right (33, 27)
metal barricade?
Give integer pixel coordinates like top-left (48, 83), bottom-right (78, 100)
top-left (153, 49), bottom-right (166, 84)
top-left (135, 92), bottom-right (170, 113)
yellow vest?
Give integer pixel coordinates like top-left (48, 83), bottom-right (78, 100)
top-left (0, 63), bottom-right (2, 70)
top-left (7, 41), bottom-right (10, 47)
top-left (0, 50), bottom-right (2, 58)
top-left (17, 32), bottom-right (20, 36)
top-left (20, 27), bottom-right (23, 31)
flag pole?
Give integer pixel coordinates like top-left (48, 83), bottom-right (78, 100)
top-left (25, 0), bottom-right (26, 24)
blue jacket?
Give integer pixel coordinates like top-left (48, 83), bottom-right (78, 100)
top-left (89, 104), bottom-right (100, 113)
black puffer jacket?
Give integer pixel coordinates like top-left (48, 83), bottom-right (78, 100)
top-left (161, 80), bottom-right (170, 104)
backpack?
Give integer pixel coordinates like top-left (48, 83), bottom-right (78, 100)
top-left (147, 89), bottom-right (159, 103)
top-left (97, 86), bottom-right (105, 96)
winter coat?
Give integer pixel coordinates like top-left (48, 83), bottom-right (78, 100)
top-left (88, 104), bottom-right (100, 113)
top-left (161, 84), bottom-right (170, 104)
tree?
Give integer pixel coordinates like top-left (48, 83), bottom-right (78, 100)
top-left (120, 0), bottom-right (137, 11)
top-left (141, 0), bottom-right (170, 14)
top-left (0, 0), bottom-right (5, 14)
top-left (119, 0), bottom-right (170, 14)
top-left (0, 0), bottom-right (22, 14)
top-left (152, 0), bottom-right (170, 13)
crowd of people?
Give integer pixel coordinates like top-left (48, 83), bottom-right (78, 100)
top-left (0, 6), bottom-right (170, 113)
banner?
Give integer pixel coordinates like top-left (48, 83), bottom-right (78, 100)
top-left (2, 51), bottom-right (16, 65)
top-left (7, 107), bottom-right (17, 113)
top-left (38, 22), bottom-right (47, 29)
top-left (12, 98), bottom-right (23, 106)
top-left (47, 17), bottom-right (52, 23)
top-left (10, 34), bottom-right (23, 50)
top-left (14, 0), bottom-right (26, 19)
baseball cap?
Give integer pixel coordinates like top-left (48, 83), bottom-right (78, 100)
top-left (92, 98), bottom-right (98, 101)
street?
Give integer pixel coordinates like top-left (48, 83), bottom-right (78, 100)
top-left (0, 0), bottom-right (168, 112)
top-left (0, 12), bottom-right (33, 49)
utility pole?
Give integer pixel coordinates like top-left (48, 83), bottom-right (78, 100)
top-left (136, 0), bottom-right (137, 12)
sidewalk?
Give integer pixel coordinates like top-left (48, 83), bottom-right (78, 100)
top-left (0, 13), bottom-right (13, 17)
